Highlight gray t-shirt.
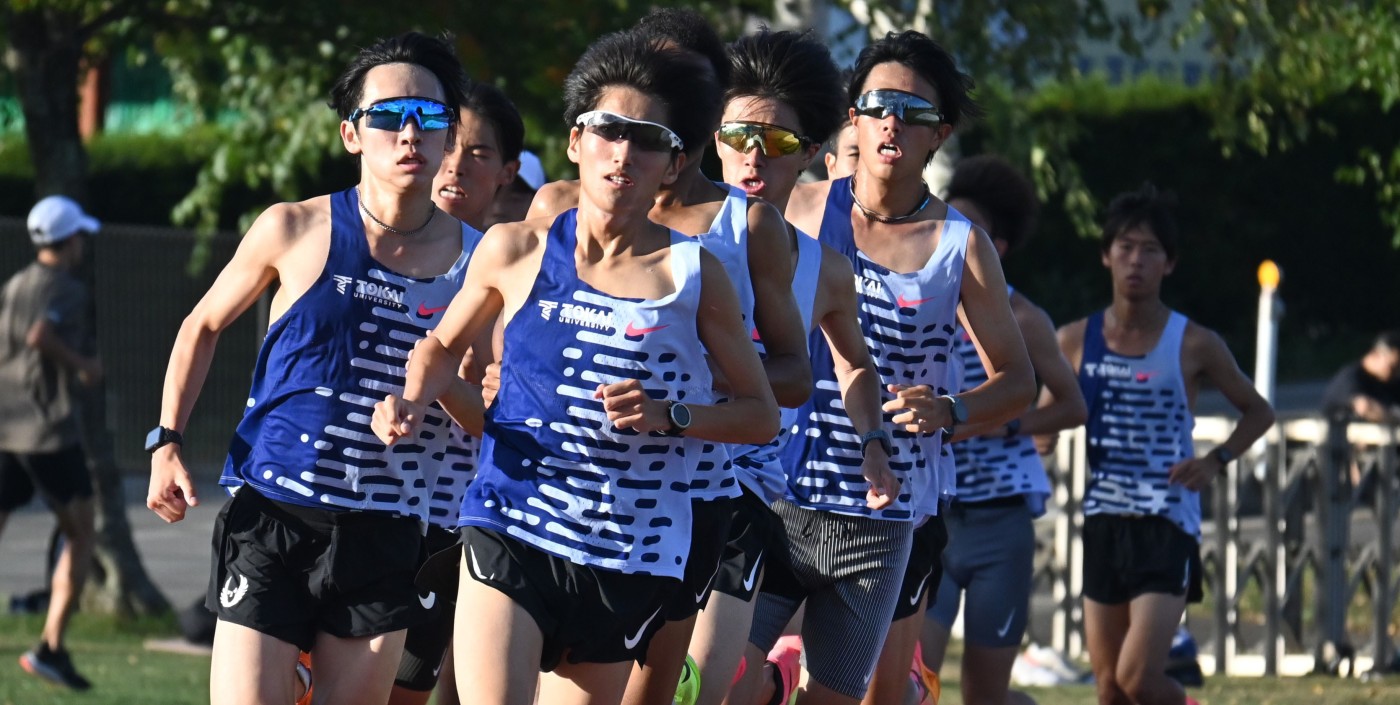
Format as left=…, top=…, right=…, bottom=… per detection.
left=0, top=261, right=89, bottom=453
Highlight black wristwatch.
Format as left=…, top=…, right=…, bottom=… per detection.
left=145, top=426, right=184, bottom=453
left=939, top=394, right=968, bottom=434
left=663, top=401, right=692, bottom=436
left=1210, top=446, right=1234, bottom=470
left=860, top=429, right=893, bottom=457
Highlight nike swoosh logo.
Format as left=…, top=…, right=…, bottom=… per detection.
left=996, top=609, right=1016, bottom=638
left=896, top=294, right=935, bottom=308
left=417, top=302, right=449, bottom=316
left=623, top=605, right=664, bottom=651
left=468, top=545, right=494, bottom=581
left=625, top=321, right=669, bottom=337
left=909, top=570, right=932, bottom=606
left=742, top=551, right=764, bottom=592
left=418, top=591, right=436, bottom=610
left=750, top=327, right=761, bottom=342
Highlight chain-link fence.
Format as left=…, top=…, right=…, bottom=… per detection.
left=0, top=218, right=261, bottom=477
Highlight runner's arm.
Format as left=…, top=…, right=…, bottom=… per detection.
left=817, top=247, right=898, bottom=507
left=950, top=300, right=1086, bottom=441
left=950, top=227, right=1035, bottom=427
left=688, top=250, right=781, bottom=444
left=746, top=200, right=812, bottom=408
left=149, top=203, right=294, bottom=521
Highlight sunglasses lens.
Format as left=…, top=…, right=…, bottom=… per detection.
left=855, top=91, right=943, bottom=126
left=719, top=124, right=804, bottom=157
left=581, top=113, right=678, bottom=152
left=357, top=99, right=452, bottom=132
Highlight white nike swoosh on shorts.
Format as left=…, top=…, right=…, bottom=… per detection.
left=624, top=606, right=664, bottom=651
left=996, top=610, right=1016, bottom=638
left=909, top=571, right=932, bottom=606
left=742, top=551, right=764, bottom=592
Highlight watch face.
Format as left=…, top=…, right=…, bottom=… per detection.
left=145, top=427, right=163, bottom=451
left=671, top=402, right=693, bottom=429
left=949, top=396, right=969, bottom=424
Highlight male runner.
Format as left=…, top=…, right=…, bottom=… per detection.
left=388, top=78, right=527, bottom=705
left=739, top=31, right=1036, bottom=705
left=371, top=31, right=778, bottom=705
left=147, top=32, right=474, bottom=705
left=824, top=124, right=859, bottom=181
left=1048, top=183, right=1274, bottom=705
left=914, top=155, right=1088, bottom=705
left=530, top=12, right=814, bottom=705
left=694, top=27, right=896, bottom=705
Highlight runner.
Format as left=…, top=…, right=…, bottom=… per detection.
left=692, top=27, right=893, bottom=705
left=1049, top=183, right=1274, bottom=705
left=915, top=155, right=1089, bottom=705
left=146, top=32, right=473, bottom=705
left=370, top=31, right=779, bottom=705
left=530, top=12, right=813, bottom=705
left=388, top=78, right=527, bottom=705
left=824, top=124, right=859, bottom=180
left=738, top=31, right=1036, bottom=705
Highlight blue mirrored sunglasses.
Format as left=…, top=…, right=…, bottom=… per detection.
left=349, top=97, right=454, bottom=132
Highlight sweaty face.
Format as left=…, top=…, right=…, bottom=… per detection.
left=825, top=124, right=859, bottom=180
left=433, top=108, right=515, bottom=229
left=1102, top=226, right=1175, bottom=300
left=342, top=63, right=451, bottom=189
left=851, top=62, right=948, bottom=180
left=716, top=96, right=815, bottom=207
left=568, top=86, right=682, bottom=213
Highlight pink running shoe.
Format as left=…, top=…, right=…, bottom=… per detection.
left=910, top=641, right=940, bottom=705
left=766, top=635, right=803, bottom=705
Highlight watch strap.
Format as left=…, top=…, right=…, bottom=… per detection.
left=860, top=429, right=893, bottom=457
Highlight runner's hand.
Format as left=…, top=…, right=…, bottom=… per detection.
left=481, top=363, right=501, bottom=409
left=372, top=394, right=425, bottom=445
left=148, top=444, right=198, bottom=523
left=1167, top=455, right=1222, bottom=492
left=861, top=444, right=899, bottom=510
left=596, top=380, right=669, bottom=434
left=882, top=384, right=949, bottom=434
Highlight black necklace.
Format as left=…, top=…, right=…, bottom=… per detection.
left=849, top=177, right=930, bottom=224
left=357, top=187, right=437, bottom=236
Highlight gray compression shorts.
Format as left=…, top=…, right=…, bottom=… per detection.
left=748, top=499, right=913, bottom=699
left=927, top=497, right=1036, bottom=648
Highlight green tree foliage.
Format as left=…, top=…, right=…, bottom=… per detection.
left=0, top=0, right=761, bottom=265
left=837, top=0, right=1400, bottom=244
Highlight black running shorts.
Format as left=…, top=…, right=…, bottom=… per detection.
left=459, top=525, right=679, bottom=670
left=891, top=513, right=949, bottom=621
left=206, top=487, right=426, bottom=652
left=712, top=488, right=783, bottom=603
left=1082, top=514, right=1204, bottom=605
left=662, top=496, right=734, bottom=621
left=395, top=525, right=462, bottom=692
